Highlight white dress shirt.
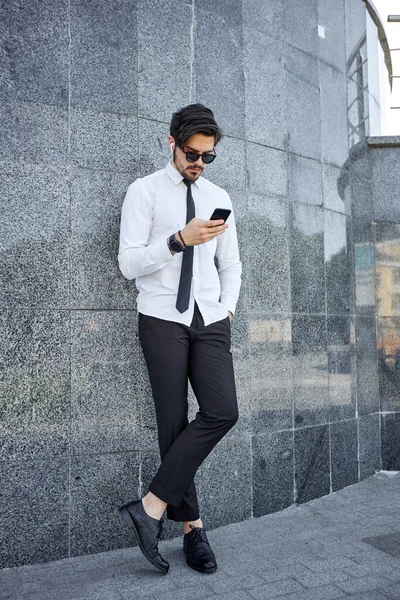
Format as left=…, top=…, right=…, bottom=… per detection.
left=118, top=161, right=242, bottom=326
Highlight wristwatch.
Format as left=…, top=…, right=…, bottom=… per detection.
left=168, top=233, right=185, bottom=253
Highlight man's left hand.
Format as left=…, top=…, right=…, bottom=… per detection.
left=228, top=311, right=233, bottom=322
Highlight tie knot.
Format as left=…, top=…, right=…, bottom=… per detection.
left=183, top=178, right=191, bottom=188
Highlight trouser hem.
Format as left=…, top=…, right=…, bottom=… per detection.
left=149, top=481, right=184, bottom=508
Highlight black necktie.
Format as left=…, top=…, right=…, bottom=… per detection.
left=176, top=179, right=195, bottom=313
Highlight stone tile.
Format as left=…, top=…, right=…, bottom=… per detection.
left=0, top=458, right=69, bottom=568
left=207, top=572, right=265, bottom=594
left=70, top=0, right=137, bottom=114
left=335, top=575, right=393, bottom=595
left=250, top=317, right=293, bottom=434
left=285, top=0, right=318, bottom=56
left=0, top=0, right=69, bottom=106
left=292, top=315, right=329, bottom=428
left=320, top=63, right=348, bottom=167
left=330, top=420, right=358, bottom=492
left=0, top=162, right=69, bottom=308
left=203, top=136, right=246, bottom=191
left=70, top=169, right=137, bottom=309
left=243, top=0, right=284, bottom=39
left=197, top=434, right=252, bottom=529
left=381, top=413, right=400, bottom=471
left=293, top=568, right=351, bottom=587
left=359, top=414, right=381, bottom=480
left=244, top=27, right=286, bottom=149
left=325, top=211, right=351, bottom=315
left=138, top=119, right=171, bottom=178
left=0, top=309, right=70, bottom=461
left=290, top=203, right=325, bottom=313
left=248, top=194, right=291, bottom=315
left=137, top=0, right=192, bottom=121
left=284, top=583, right=348, bottom=599
left=323, top=164, right=349, bottom=215
left=247, top=577, right=305, bottom=599
left=195, top=8, right=245, bottom=138
left=327, top=316, right=356, bottom=423
left=345, top=0, right=367, bottom=61
left=318, top=0, right=346, bottom=72
left=70, top=311, right=140, bottom=454
left=152, top=584, right=215, bottom=600
left=289, top=155, right=322, bottom=207
left=70, top=452, right=140, bottom=556
left=355, top=316, right=379, bottom=416
left=196, top=0, right=243, bottom=28
left=372, top=148, right=400, bottom=221
left=286, top=46, right=320, bottom=160
left=350, top=174, right=373, bottom=245
left=294, top=425, right=330, bottom=504
left=252, top=430, right=294, bottom=517
left=377, top=318, right=400, bottom=412
left=247, top=143, right=287, bottom=198
left=70, top=108, right=138, bottom=173
left=0, top=102, right=68, bottom=165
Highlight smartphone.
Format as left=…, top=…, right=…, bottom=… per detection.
left=210, top=208, right=231, bottom=222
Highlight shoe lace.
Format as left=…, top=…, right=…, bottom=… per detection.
left=189, top=525, right=209, bottom=545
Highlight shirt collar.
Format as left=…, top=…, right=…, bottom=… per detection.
left=165, top=161, right=203, bottom=189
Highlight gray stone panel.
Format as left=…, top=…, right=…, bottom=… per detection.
left=292, top=315, right=329, bottom=428
left=246, top=143, right=287, bottom=198
left=359, top=413, right=381, bottom=480
left=318, top=0, right=346, bottom=72
left=320, top=63, right=348, bottom=167
left=345, top=0, right=366, bottom=61
left=0, top=310, right=70, bottom=461
left=350, top=175, right=374, bottom=244
left=248, top=193, right=291, bottom=315
left=195, top=0, right=243, bottom=28
left=243, top=0, right=284, bottom=38
left=195, top=8, right=245, bottom=138
left=286, top=46, right=321, bottom=160
left=70, top=0, right=138, bottom=114
left=0, top=0, right=69, bottom=106
left=0, top=163, right=69, bottom=308
left=70, top=108, right=138, bottom=173
left=70, top=168, right=136, bottom=309
left=355, top=316, right=379, bottom=416
left=285, top=0, right=318, bottom=56
left=325, top=210, right=351, bottom=315
left=289, top=154, right=322, bottom=206
left=294, top=424, right=330, bottom=504
left=323, top=164, right=349, bottom=214
left=70, top=452, right=140, bottom=556
left=252, top=429, right=294, bottom=517
left=330, top=419, right=358, bottom=492
left=71, top=311, right=140, bottom=455
left=137, top=0, right=192, bottom=121
left=244, top=27, right=286, bottom=149
left=0, top=102, right=68, bottom=166
left=377, top=318, right=400, bottom=413
left=138, top=118, right=171, bottom=178
left=203, top=136, right=246, bottom=191
left=290, top=203, right=325, bottom=313
left=197, top=434, right=252, bottom=529
left=250, top=317, right=293, bottom=434
left=381, top=413, right=400, bottom=471
left=0, top=458, right=69, bottom=568
left=327, top=315, right=356, bottom=423
left=371, top=148, right=400, bottom=221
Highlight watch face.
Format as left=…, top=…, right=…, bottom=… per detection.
left=170, top=237, right=183, bottom=252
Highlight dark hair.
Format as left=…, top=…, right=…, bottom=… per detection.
left=170, top=103, right=223, bottom=148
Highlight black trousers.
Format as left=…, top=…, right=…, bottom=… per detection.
left=138, top=302, right=238, bottom=522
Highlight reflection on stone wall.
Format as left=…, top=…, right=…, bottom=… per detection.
left=1, top=0, right=398, bottom=569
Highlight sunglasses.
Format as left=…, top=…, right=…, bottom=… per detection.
left=181, top=146, right=217, bottom=164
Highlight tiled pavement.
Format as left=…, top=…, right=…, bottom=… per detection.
left=2, top=471, right=400, bottom=600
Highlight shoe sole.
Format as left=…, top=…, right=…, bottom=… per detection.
left=119, top=505, right=168, bottom=574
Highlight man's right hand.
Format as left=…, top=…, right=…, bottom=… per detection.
left=180, top=218, right=228, bottom=247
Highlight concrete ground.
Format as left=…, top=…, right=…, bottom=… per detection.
left=2, top=471, right=400, bottom=600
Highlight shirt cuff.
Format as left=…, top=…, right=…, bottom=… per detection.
left=148, top=237, right=175, bottom=264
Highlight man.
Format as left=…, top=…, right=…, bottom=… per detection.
left=117, top=103, right=242, bottom=574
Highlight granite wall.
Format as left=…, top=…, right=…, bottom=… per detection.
left=1, top=0, right=396, bottom=568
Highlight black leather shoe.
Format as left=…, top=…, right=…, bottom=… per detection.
left=183, top=525, right=217, bottom=573
left=119, top=499, right=169, bottom=574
